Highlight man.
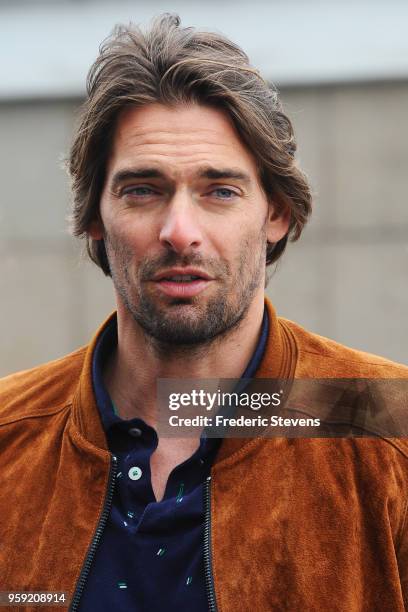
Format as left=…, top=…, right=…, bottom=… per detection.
left=1, top=13, right=407, bottom=612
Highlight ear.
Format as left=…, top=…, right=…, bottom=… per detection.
left=266, top=200, right=291, bottom=243
left=88, top=218, right=104, bottom=241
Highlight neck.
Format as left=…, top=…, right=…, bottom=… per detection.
left=104, top=291, right=265, bottom=425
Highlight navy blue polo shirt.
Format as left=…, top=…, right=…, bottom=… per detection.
left=78, top=308, right=269, bottom=611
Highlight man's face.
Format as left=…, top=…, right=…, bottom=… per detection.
left=91, top=103, right=289, bottom=346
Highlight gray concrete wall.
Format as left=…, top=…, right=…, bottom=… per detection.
left=270, top=82, right=408, bottom=365
left=0, top=82, right=407, bottom=376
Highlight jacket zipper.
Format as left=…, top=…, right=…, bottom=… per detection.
left=204, top=475, right=218, bottom=612
left=70, top=454, right=118, bottom=612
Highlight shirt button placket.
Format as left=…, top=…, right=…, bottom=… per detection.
left=128, top=427, right=142, bottom=438
left=128, top=466, right=143, bottom=481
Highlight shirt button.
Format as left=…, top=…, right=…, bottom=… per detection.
left=128, top=466, right=142, bottom=481
left=128, top=427, right=142, bottom=438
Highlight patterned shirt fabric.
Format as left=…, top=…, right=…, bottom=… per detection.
left=78, top=308, right=269, bottom=612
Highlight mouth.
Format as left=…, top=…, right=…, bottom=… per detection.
left=151, top=268, right=214, bottom=298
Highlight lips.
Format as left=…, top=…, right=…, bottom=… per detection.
left=151, top=268, right=213, bottom=298
left=153, top=268, right=212, bottom=282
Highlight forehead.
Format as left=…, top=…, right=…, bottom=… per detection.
left=107, top=102, right=259, bottom=177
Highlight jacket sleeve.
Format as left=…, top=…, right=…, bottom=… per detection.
left=397, top=499, right=408, bottom=610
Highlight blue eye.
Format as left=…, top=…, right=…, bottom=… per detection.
left=123, top=186, right=155, bottom=197
left=212, top=188, right=236, bottom=199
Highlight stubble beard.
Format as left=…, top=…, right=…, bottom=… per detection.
left=104, top=229, right=267, bottom=351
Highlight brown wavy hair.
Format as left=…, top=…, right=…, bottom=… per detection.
left=68, top=13, right=312, bottom=275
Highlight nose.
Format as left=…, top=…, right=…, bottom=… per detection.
left=159, top=191, right=203, bottom=253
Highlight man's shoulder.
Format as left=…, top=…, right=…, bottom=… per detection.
left=280, top=317, right=408, bottom=378
left=0, top=346, right=87, bottom=425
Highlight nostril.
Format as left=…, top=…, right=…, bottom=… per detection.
left=159, top=227, right=202, bottom=253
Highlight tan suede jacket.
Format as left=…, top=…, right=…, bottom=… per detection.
left=1, top=299, right=408, bottom=612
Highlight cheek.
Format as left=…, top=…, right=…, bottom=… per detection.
left=238, top=225, right=268, bottom=267
left=103, top=226, right=135, bottom=269
left=105, top=218, right=151, bottom=255
left=205, top=216, right=266, bottom=264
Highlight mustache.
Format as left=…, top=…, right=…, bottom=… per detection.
left=138, top=251, right=230, bottom=280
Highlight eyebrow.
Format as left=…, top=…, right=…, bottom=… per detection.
left=109, top=165, right=252, bottom=191
left=110, top=168, right=164, bottom=192
left=197, top=166, right=251, bottom=185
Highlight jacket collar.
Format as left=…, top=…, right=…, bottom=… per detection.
left=71, top=297, right=297, bottom=458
